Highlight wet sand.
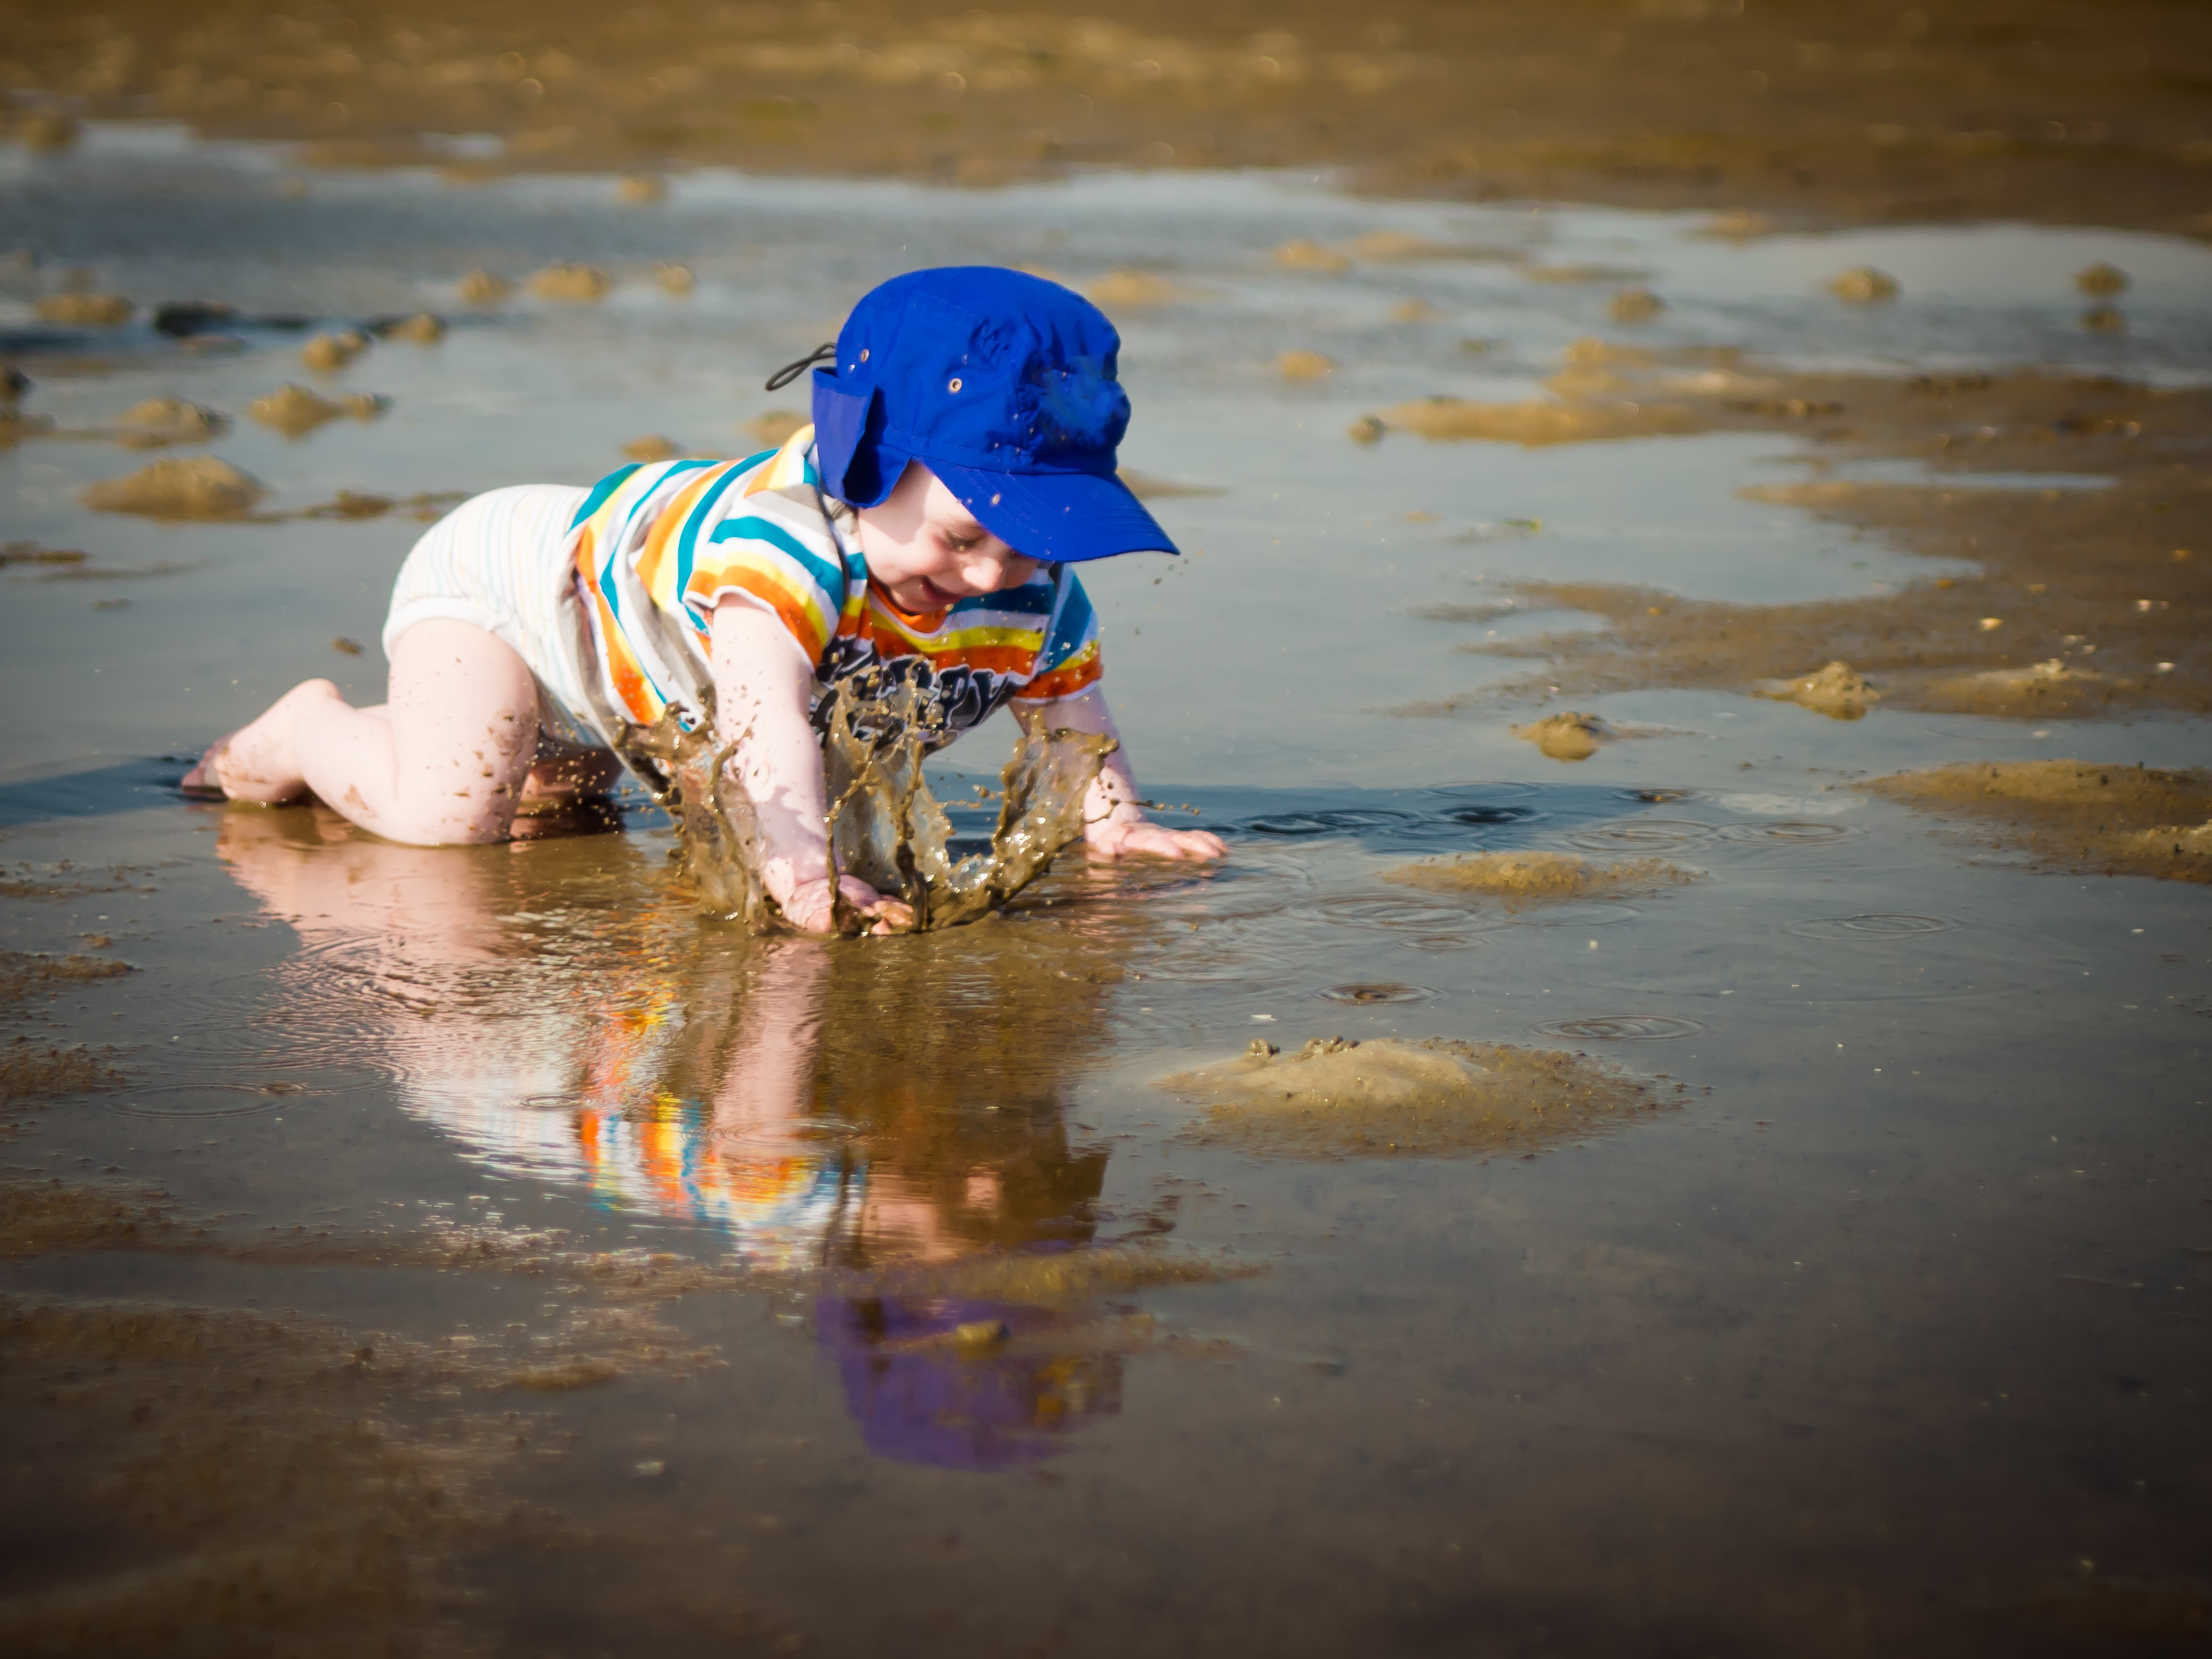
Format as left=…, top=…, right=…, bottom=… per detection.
left=3, top=120, right=2211, bottom=1659
left=5, top=1, right=2212, bottom=235
left=1390, top=360, right=2211, bottom=723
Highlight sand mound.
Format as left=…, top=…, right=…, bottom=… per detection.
left=113, top=397, right=228, bottom=449
left=1367, top=396, right=1699, bottom=445
left=381, top=312, right=446, bottom=345
left=1512, top=711, right=1614, bottom=760
left=1754, top=659, right=1880, bottom=718
left=457, top=270, right=511, bottom=304
left=655, top=262, right=696, bottom=295
left=619, top=173, right=666, bottom=203
left=1383, top=850, right=1703, bottom=900
left=2076, top=262, right=2129, bottom=296
left=1608, top=288, right=1665, bottom=323
left=81, top=456, right=265, bottom=520
left=1276, top=348, right=1333, bottom=380
left=1159, top=1036, right=1659, bottom=1157
left=249, top=384, right=387, bottom=437
left=1865, top=761, right=2212, bottom=884
left=299, top=329, right=368, bottom=371
left=1388, top=297, right=1440, bottom=323
left=1828, top=266, right=1899, bottom=303
left=34, top=293, right=132, bottom=326
left=527, top=262, right=611, bottom=301
left=621, top=434, right=682, bottom=461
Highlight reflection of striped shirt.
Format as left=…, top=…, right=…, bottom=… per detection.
left=568, top=426, right=1102, bottom=741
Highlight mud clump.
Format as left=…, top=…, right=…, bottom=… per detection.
left=1754, top=660, right=1880, bottom=719
left=380, top=311, right=447, bottom=345
left=1828, top=266, right=1900, bottom=303
left=1608, top=288, right=1665, bottom=323
left=1159, top=1036, right=1659, bottom=1158
left=81, top=456, right=266, bottom=520
left=34, top=293, right=132, bottom=326
left=1, top=949, right=133, bottom=1009
left=1512, top=711, right=1615, bottom=761
left=299, top=328, right=369, bottom=371
left=528, top=262, right=612, bottom=301
left=1, top=1042, right=127, bottom=1104
left=1865, top=761, right=2212, bottom=884
left=1364, top=396, right=1699, bottom=446
left=1276, top=348, right=1334, bottom=381
left=457, top=269, right=511, bottom=304
left=1383, top=851, right=1703, bottom=902
left=249, top=384, right=388, bottom=437
left=0, top=1178, right=170, bottom=1253
left=2076, top=263, right=2129, bottom=296
left=621, top=434, right=683, bottom=462
left=113, top=396, right=228, bottom=449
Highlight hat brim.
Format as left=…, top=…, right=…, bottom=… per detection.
left=927, top=461, right=1180, bottom=564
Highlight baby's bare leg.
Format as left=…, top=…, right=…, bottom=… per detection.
left=211, top=619, right=541, bottom=845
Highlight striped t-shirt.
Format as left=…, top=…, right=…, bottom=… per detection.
left=567, top=426, right=1103, bottom=744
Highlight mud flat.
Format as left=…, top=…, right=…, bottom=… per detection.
left=7, top=1, right=2212, bottom=237
left=1865, top=761, right=2212, bottom=883
left=1383, top=850, right=1703, bottom=902
left=1159, top=1035, right=1661, bottom=1158
left=1412, top=357, right=2210, bottom=725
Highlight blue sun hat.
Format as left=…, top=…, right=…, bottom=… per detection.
left=806, top=266, right=1179, bottom=563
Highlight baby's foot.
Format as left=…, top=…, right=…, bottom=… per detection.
left=179, top=735, right=234, bottom=800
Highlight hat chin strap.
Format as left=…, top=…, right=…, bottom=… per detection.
left=764, top=342, right=835, bottom=392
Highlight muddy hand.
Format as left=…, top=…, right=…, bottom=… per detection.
left=781, top=874, right=914, bottom=934
left=1086, top=818, right=1228, bottom=861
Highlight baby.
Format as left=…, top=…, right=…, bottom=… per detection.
left=184, top=266, right=1225, bottom=930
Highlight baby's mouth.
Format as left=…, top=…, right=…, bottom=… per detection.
left=906, top=575, right=961, bottom=610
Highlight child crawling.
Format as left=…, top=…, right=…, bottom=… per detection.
left=184, top=266, right=1224, bottom=931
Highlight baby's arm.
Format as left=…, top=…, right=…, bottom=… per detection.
left=709, top=600, right=912, bottom=932
left=1014, top=686, right=1226, bottom=861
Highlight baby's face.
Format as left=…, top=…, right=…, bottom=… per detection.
left=854, top=462, right=1040, bottom=613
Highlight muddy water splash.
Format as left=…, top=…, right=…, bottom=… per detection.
left=621, top=670, right=1116, bottom=932
left=820, top=670, right=1117, bottom=931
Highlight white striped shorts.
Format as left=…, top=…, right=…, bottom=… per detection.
left=383, top=484, right=612, bottom=751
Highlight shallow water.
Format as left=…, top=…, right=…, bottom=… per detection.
left=5, top=133, right=2211, bottom=1655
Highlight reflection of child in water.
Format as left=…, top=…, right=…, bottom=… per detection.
left=215, top=807, right=1128, bottom=1466
left=185, top=268, right=1223, bottom=930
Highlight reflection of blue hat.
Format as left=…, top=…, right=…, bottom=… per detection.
left=811, top=266, right=1179, bottom=564
left=817, top=1295, right=1121, bottom=1472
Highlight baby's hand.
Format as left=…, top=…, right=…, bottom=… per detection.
left=780, top=874, right=914, bottom=935
left=1086, top=816, right=1227, bottom=862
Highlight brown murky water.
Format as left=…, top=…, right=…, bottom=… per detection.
left=4, top=131, right=2212, bottom=1655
